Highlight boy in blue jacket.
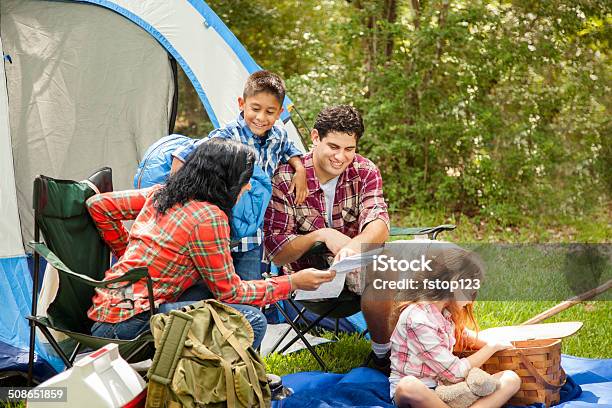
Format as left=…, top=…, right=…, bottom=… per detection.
left=133, top=135, right=272, bottom=247
left=170, top=70, right=307, bottom=280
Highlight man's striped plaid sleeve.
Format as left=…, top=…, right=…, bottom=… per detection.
left=357, top=159, right=390, bottom=232
left=263, top=165, right=298, bottom=260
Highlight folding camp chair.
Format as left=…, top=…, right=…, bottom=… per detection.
left=269, top=224, right=456, bottom=371
left=27, top=167, right=155, bottom=384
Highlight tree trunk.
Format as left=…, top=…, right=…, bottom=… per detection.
left=384, top=0, right=398, bottom=58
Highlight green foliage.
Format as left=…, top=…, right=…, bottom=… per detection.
left=175, top=0, right=610, bottom=223
left=174, top=69, right=213, bottom=137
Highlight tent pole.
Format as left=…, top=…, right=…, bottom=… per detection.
left=27, top=206, right=41, bottom=385
left=168, top=57, right=179, bottom=134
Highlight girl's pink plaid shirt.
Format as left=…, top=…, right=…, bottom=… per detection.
left=389, top=303, right=471, bottom=397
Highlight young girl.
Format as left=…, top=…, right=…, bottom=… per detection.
left=389, top=244, right=521, bottom=408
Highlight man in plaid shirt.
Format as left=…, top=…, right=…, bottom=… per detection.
left=263, top=105, right=394, bottom=373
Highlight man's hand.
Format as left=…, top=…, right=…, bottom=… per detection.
left=317, top=228, right=352, bottom=255
left=333, top=246, right=358, bottom=264
left=290, top=268, right=337, bottom=291
left=288, top=168, right=308, bottom=205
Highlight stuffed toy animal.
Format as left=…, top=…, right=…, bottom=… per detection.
left=435, top=368, right=500, bottom=408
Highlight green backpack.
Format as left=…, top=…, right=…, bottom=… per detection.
left=145, top=300, right=271, bottom=408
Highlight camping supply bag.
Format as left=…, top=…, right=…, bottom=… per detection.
left=146, top=300, right=270, bottom=408
left=460, top=339, right=565, bottom=407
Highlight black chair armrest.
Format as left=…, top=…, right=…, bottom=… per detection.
left=87, top=167, right=113, bottom=194
left=390, top=224, right=456, bottom=240
left=305, top=224, right=456, bottom=255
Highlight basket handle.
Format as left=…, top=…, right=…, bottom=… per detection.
left=517, top=352, right=565, bottom=390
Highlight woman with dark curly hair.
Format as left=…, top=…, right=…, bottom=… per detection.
left=86, top=138, right=334, bottom=348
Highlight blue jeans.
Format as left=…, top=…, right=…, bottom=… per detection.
left=232, top=245, right=264, bottom=281
left=91, top=284, right=267, bottom=349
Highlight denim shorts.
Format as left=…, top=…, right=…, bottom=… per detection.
left=91, top=312, right=150, bottom=340
left=231, top=244, right=265, bottom=281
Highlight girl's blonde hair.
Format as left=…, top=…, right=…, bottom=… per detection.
left=389, top=244, right=484, bottom=351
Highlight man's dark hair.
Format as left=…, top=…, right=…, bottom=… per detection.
left=313, top=105, right=364, bottom=140
left=243, top=70, right=286, bottom=105
left=153, top=139, right=254, bottom=234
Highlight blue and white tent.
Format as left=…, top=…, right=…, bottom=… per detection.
left=0, top=0, right=305, bottom=381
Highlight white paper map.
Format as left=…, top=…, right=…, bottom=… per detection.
left=294, top=273, right=347, bottom=300
left=294, top=247, right=383, bottom=300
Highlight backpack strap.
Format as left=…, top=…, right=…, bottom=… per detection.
left=208, top=305, right=266, bottom=408
left=146, top=310, right=193, bottom=408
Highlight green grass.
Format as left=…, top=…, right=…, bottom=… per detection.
left=477, top=300, right=611, bottom=358
left=265, top=332, right=372, bottom=375
left=390, top=205, right=612, bottom=243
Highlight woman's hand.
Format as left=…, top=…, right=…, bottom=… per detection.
left=290, top=268, right=337, bottom=291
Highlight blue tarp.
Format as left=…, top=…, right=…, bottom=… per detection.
left=0, top=256, right=63, bottom=380
left=274, top=355, right=611, bottom=408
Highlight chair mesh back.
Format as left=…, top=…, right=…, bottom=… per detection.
left=33, top=169, right=112, bottom=333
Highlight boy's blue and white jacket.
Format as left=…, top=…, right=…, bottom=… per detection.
left=134, top=134, right=272, bottom=242
left=173, top=113, right=302, bottom=252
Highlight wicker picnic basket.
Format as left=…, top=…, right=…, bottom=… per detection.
left=460, top=338, right=565, bottom=407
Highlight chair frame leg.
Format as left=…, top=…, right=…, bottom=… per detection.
left=32, top=321, right=72, bottom=369
left=274, top=304, right=327, bottom=372
left=27, top=319, right=37, bottom=385
left=269, top=300, right=316, bottom=354
left=69, top=343, right=83, bottom=365
left=124, top=340, right=154, bottom=363
left=284, top=300, right=313, bottom=326
left=278, top=302, right=337, bottom=355
left=269, top=304, right=303, bottom=354
left=28, top=222, right=42, bottom=386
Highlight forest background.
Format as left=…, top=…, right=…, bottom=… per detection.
left=174, top=0, right=610, bottom=241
